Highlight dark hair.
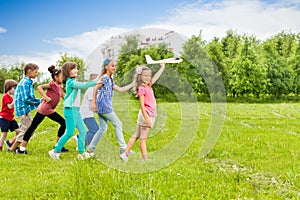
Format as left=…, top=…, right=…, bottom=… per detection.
left=48, top=65, right=62, bottom=80
left=62, top=62, right=77, bottom=84
left=4, top=79, right=18, bottom=93
left=24, top=63, right=39, bottom=75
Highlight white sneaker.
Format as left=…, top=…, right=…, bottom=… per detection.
left=87, top=151, right=95, bottom=157
left=48, top=149, right=60, bottom=160
left=120, top=152, right=128, bottom=162
left=78, top=152, right=91, bottom=160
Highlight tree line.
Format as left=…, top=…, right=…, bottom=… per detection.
left=1, top=30, right=299, bottom=102
left=115, top=30, right=300, bottom=101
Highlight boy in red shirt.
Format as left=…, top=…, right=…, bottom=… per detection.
left=0, top=80, right=20, bottom=151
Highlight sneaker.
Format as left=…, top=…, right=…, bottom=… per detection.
left=5, top=140, right=12, bottom=148
left=61, top=147, right=69, bottom=153
left=48, top=149, right=59, bottom=160
left=86, top=150, right=95, bottom=157
left=120, top=152, right=128, bottom=162
left=120, top=149, right=135, bottom=155
left=7, top=147, right=18, bottom=153
left=78, top=152, right=91, bottom=160
left=15, top=148, right=27, bottom=154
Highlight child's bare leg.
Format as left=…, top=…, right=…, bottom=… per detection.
left=8, top=129, right=19, bottom=145
left=125, top=126, right=140, bottom=155
left=9, top=141, right=20, bottom=151
left=139, top=126, right=150, bottom=160
left=0, top=132, right=8, bottom=151
left=0, top=132, right=8, bottom=149
left=21, top=141, right=28, bottom=148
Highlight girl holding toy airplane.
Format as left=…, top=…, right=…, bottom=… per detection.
left=120, top=62, right=165, bottom=161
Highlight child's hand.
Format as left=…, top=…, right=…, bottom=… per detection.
left=145, top=118, right=151, bottom=127
left=96, top=78, right=104, bottom=85
left=45, top=96, right=51, bottom=103
left=160, top=62, right=165, bottom=67
left=92, top=104, right=98, bottom=112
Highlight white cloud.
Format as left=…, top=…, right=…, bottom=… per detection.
left=0, top=27, right=7, bottom=33
left=148, top=0, right=300, bottom=41
left=45, top=27, right=129, bottom=58
left=44, top=0, right=300, bottom=58
left=0, top=52, right=61, bottom=78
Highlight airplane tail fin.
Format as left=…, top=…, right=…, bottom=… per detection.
left=145, top=55, right=154, bottom=64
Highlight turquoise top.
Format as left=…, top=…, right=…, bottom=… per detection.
left=64, top=78, right=96, bottom=108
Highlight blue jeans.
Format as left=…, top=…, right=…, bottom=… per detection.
left=83, top=117, right=99, bottom=146
left=54, top=107, right=86, bottom=154
left=89, top=112, right=127, bottom=152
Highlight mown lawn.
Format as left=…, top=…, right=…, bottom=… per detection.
left=0, top=92, right=299, bottom=199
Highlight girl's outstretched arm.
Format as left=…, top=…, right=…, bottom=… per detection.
left=152, top=62, right=165, bottom=84
left=113, top=81, right=136, bottom=93
left=37, top=83, right=51, bottom=102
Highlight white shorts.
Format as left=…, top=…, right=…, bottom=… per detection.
left=137, top=110, right=156, bottom=128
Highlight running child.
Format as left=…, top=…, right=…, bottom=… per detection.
left=88, top=58, right=135, bottom=159
left=8, top=63, right=42, bottom=152
left=79, top=73, right=99, bottom=146
left=0, top=80, right=19, bottom=151
left=48, top=62, right=101, bottom=160
left=120, top=63, right=165, bottom=161
left=16, top=65, right=68, bottom=154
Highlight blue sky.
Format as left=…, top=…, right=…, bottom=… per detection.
left=0, top=0, right=194, bottom=54
left=0, top=0, right=300, bottom=72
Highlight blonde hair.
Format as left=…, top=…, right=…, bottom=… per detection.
left=132, top=65, right=151, bottom=95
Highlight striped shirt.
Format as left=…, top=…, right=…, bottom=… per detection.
left=96, top=75, right=114, bottom=114
left=14, top=76, right=41, bottom=116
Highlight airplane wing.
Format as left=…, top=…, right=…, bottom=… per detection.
left=145, top=54, right=183, bottom=64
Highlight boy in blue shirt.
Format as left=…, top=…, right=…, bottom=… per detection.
left=8, top=63, right=42, bottom=152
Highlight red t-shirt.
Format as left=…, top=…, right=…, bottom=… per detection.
left=138, top=84, right=157, bottom=117
left=37, top=81, right=62, bottom=115
left=0, top=93, right=14, bottom=121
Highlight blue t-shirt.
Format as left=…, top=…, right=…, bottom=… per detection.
left=96, top=75, right=114, bottom=114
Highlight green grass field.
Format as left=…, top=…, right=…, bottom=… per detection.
left=0, top=92, right=299, bottom=199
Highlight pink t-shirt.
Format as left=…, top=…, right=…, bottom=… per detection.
left=37, top=81, right=62, bottom=115
left=0, top=93, right=14, bottom=121
left=138, top=84, right=156, bottom=117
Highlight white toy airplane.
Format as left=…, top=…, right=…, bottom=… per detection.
left=145, top=54, right=183, bottom=64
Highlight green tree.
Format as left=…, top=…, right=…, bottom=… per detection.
left=221, top=30, right=242, bottom=97
left=56, top=53, right=86, bottom=81
left=181, top=31, right=226, bottom=101
left=230, top=35, right=267, bottom=98
left=205, top=37, right=229, bottom=95
left=262, top=37, right=292, bottom=97
left=288, top=34, right=300, bottom=94
left=116, top=35, right=189, bottom=101
left=0, top=62, right=25, bottom=93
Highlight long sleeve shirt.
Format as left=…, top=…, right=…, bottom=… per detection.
left=14, top=76, right=41, bottom=116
